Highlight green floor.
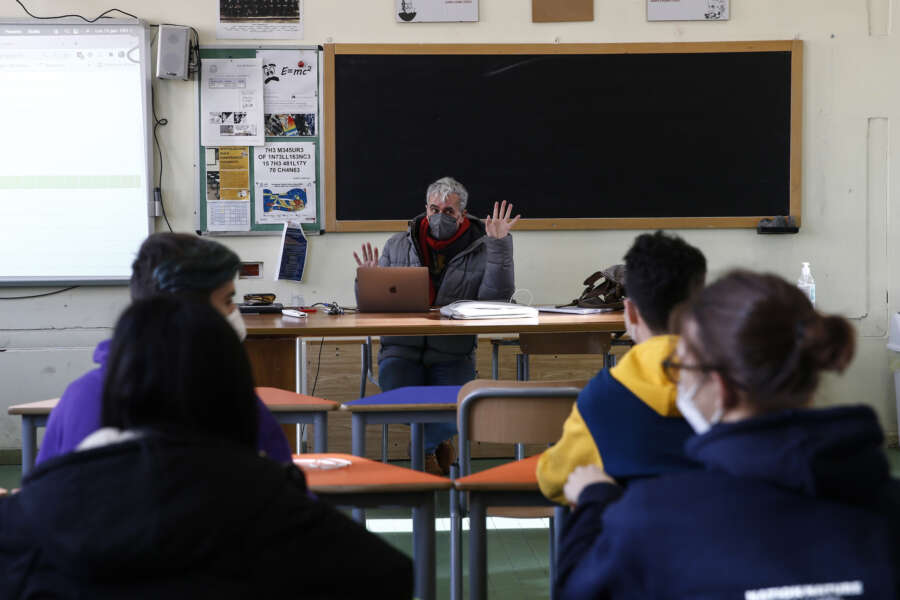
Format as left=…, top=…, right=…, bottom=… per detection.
left=3, top=450, right=900, bottom=600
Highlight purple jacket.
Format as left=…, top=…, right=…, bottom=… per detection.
left=36, top=340, right=293, bottom=465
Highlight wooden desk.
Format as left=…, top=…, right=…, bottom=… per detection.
left=8, top=399, right=58, bottom=476
left=244, top=311, right=626, bottom=400
left=454, top=453, right=565, bottom=600
left=244, top=310, right=625, bottom=338
left=297, top=453, right=452, bottom=600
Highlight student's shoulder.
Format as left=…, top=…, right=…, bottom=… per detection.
left=576, top=368, right=625, bottom=408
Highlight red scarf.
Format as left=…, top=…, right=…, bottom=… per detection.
left=418, top=216, right=472, bottom=303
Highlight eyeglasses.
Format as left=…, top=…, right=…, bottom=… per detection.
left=661, top=352, right=725, bottom=384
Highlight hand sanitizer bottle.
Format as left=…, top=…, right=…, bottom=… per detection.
left=798, top=262, right=816, bottom=306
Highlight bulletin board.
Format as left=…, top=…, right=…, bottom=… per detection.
left=196, top=46, right=323, bottom=234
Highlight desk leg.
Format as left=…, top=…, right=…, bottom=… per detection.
left=313, top=412, right=327, bottom=453
left=351, top=413, right=366, bottom=523
left=410, top=423, right=424, bottom=471
left=450, top=467, right=463, bottom=600
left=413, top=494, right=436, bottom=600
left=469, top=493, right=488, bottom=600
left=491, top=342, right=499, bottom=379
left=21, top=416, right=36, bottom=477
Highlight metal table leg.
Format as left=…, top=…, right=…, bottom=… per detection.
left=312, top=412, right=328, bottom=453
left=350, top=413, right=367, bottom=523
left=413, top=493, right=437, bottom=600
left=469, top=493, right=488, bottom=600
left=21, top=416, right=37, bottom=477
left=410, top=423, right=425, bottom=471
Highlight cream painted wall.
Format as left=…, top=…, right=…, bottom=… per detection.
left=1, top=0, right=898, bottom=451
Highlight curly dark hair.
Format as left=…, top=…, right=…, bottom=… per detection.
left=623, top=231, right=707, bottom=333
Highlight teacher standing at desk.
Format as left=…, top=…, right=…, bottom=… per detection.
left=354, top=176, right=521, bottom=475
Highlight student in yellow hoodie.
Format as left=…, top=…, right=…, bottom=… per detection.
left=538, top=231, right=707, bottom=504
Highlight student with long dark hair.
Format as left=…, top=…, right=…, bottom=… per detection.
left=37, top=233, right=292, bottom=464
left=557, top=271, right=900, bottom=599
left=0, top=297, right=413, bottom=597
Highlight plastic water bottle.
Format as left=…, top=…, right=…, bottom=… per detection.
left=798, top=262, right=816, bottom=306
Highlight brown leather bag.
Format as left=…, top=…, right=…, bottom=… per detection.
left=559, top=265, right=626, bottom=310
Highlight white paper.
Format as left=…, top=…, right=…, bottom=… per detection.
left=201, top=58, right=265, bottom=147
left=254, top=142, right=317, bottom=224
left=208, top=200, right=251, bottom=231
left=647, top=0, right=729, bottom=21
left=259, top=49, right=318, bottom=136
left=218, top=0, right=304, bottom=39
left=396, top=0, right=478, bottom=22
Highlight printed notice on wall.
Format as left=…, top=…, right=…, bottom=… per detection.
left=217, top=0, right=304, bottom=40
left=396, top=0, right=478, bottom=22
left=206, top=146, right=251, bottom=231
left=259, top=49, right=317, bottom=137
left=254, top=142, right=317, bottom=224
left=275, top=220, right=308, bottom=281
left=200, top=58, right=265, bottom=147
left=647, top=0, right=728, bottom=21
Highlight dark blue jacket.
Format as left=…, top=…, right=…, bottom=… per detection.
left=557, top=405, right=900, bottom=599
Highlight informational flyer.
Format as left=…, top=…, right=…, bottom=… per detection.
left=259, top=49, right=318, bottom=136
left=647, top=0, right=729, bottom=21
left=254, top=142, right=317, bottom=224
left=217, top=0, right=304, bottom=40
left=395, top=0, right=478, bottom=22
left=275, top=220, right=308, bottom=281
left=200, top=58, right=265, bottom=147
left=206, top=147, right=251, bottom=231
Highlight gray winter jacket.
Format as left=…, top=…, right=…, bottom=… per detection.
left=378, top=215, right=515, bottom=365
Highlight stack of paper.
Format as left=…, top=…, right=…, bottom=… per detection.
left=439, top=301, right=539, bottom=320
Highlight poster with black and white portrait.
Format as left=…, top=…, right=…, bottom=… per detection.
left=396, top=0, right=478, bottom=23
left=218, top=0, right=304, bottom=39
left=647, top=0, right=729, bottom=21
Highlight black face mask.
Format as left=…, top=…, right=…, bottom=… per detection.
left=428, top=213, right=459, bottom=240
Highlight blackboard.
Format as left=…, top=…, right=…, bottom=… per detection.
left=324, top=42, right=802, bottom=232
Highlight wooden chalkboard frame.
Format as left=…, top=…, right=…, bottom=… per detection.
left=324, top=41, right=803, bottom=232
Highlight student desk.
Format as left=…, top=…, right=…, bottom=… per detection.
left=297, top=453, right=452, bottom=600
left=453, top=453, right=561, bottom=600
left=9, top=391, right=337, bottom=476
left=243, top=310, right=626, bottom=395
left=8, top=398, right=57, bottom=477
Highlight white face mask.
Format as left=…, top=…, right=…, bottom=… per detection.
left=225, top=308, right=247, bottom=342
left=676, top=380, right=722, bottom=434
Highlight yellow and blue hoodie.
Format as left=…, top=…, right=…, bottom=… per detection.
left=537, top=335, right=698, bottom=504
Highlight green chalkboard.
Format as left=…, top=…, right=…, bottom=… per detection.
left=197, top=46, right=322, bottom=234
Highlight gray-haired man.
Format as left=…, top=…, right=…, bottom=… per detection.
left=354, top=176, right=521, bottom=474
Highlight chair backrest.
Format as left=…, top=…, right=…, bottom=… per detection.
left=456, top=379, right=584, bottom=476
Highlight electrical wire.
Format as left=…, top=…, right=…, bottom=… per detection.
left=15, top=1, right=139, bottom=22
left=0, top=286, right=78, bottom=300
left=310, top=336, right=325, bottom=396
left=150, top=86, right=173, bottom=232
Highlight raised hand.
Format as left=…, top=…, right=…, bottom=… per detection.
left=353, top=242, right=380, bottom=268
left=484, top=200, right=521, bottom=239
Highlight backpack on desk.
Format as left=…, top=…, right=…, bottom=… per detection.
left=559, top=265, right=626, bottom=311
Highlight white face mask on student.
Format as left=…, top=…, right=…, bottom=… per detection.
left=676, top=380, right=722, bottom=435
left=225, top=307, right=247, bottom=342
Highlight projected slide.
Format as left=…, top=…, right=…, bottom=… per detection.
left=0, top=23, right=150, bottom=283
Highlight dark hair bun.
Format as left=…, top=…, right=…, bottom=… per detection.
left=804, top=314, right=855, bottom=373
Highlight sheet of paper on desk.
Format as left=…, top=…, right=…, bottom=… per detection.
left=536, top=305, right=616, bottom=315
left=200, top=58, right=265, bottom=147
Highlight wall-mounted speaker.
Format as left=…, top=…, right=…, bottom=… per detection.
left=156, top=24, right=190, bottom=80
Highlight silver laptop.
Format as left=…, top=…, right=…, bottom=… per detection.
left=357, top=267, right=430, bottom=313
